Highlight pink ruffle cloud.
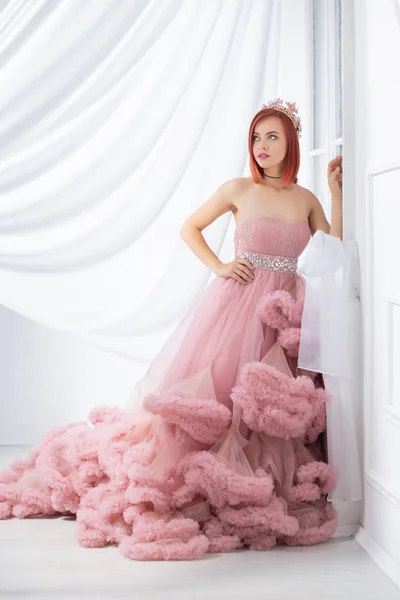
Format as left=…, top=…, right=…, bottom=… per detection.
left=143, top=393, right=231, bottom=445
left=0, top=281, right=339, bottom=560
left=278, top=327, right=301, bottom=357
left=230, top=361, right=329, bottom=440
left=256, top=283, right=305, bottom=330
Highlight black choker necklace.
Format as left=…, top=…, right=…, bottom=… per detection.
left=264, top=174, right=282, bottom=179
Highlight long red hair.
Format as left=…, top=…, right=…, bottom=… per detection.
left=248, top=107, right=300, bottom=185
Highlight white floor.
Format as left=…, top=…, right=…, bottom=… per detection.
left=1, top=447, right=400, bottom=600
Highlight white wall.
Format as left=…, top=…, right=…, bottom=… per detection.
left=353, top=0, right=400, bottom=588
left=0, top=304, right=147, bottom=444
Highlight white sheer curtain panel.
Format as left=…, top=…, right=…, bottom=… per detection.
left=298, top=231, right=363, bottom=502
left=0, top=0, right=280, bottom=362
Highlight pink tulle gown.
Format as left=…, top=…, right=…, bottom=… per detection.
left=0, top=216, right=338, bottom=561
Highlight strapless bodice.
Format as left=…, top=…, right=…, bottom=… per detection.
left=234, top=216, right=311, bottom=258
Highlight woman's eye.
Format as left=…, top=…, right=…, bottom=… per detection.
left=252, top=135, right=277, bottom=141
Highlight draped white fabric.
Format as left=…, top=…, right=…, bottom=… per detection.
left=0, top=0, right=279, bottom=362
left=0, top=0, right=363, bottom=504
left=298, top=231, right=363, bottom=502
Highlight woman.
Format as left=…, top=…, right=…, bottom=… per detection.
left=0, top=99, right=344, bottom=561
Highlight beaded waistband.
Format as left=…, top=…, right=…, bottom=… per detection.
left=235, top=249, right=298, bottom=273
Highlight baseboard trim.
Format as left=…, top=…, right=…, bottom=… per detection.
left=356, top=526, right=400, bottom=590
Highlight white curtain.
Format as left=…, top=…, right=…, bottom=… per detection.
left=0, top=0, right=365, bottom=507
left=0, top=0, right=280, bottom=363
left=298, top=231, right=363, bottom=502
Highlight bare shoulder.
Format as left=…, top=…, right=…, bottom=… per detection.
left=220, top=176, right=250, bottom=195
left=297, top=185, right=322, bottom=213
left=229, top=176, right=253, bottom=205
left=241, top=176, right=255, bottom=188
left=180, top=177, right=247, bottom=232
left=219, top=176, right=251, bottom=212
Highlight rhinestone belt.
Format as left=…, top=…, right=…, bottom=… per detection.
left=235, top=249, right=298, bottom=273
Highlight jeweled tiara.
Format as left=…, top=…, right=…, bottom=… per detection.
left=261, top=98, right=302, bottom=138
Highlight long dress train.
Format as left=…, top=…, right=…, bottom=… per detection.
left=0, top=216, right=338, bottom=561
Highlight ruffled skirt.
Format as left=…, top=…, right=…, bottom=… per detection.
left=0, top=270, right=338, bottom=560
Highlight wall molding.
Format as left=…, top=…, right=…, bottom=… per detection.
left=386, top=406, right=400, bottom=428
left=364, top=163, right=400, bottom=474
left=356, top=526, right=400, bottom=591
left=366, top=468, right=400, bottom=510
left=387, top=294, right=400, bottom=425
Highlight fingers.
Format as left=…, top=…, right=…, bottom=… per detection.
left=329, top=165, right=342, bottom=179
left=238, top=259, right=254, bottom=269
left=328, top=156, right=342, bottom=171
left=232, top=268, right=249, bottom=284
left=233, top=273, right=247, bottom=284
left=233, top=259, right=255, bottom=284
left=237, top=259, right=255, bottom=274
left=236, top=260, right=255, bottom=282
left=237, top=261, right=254, bottom=279
left=235, top=266, right=254, bottom=283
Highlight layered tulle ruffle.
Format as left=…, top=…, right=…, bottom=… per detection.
left=0, top=279, right=338, bottom=560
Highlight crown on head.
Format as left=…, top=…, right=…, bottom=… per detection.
left=261, top=98, right=302, bottom=138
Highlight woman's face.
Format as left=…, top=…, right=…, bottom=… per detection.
left=252, top=115, right=287, bottom=172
